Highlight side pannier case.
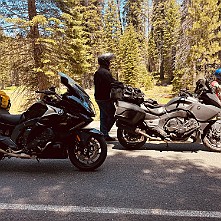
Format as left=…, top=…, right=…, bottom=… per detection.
left=115, top=101, right=145, bottom=125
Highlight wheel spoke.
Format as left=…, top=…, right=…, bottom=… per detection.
left=117, top=128, right=147, bottom=149
left=204, top=124, right=221, bottom=152
left=74, top=138, right=101, bottom=165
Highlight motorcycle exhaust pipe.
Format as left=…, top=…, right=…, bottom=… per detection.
left=135, top=128, right=162, bottom=141
left=0, top=148, right=32, bottom=159
left=118, top=123, right=161, bottom=141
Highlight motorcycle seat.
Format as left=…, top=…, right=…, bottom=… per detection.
left=144, top=103, right=163, bottom=109
left=145, top=106, right=166, bottom=115
left=0, top=114, right=23, bottom=125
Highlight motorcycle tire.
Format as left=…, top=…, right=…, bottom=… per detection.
left=203, top=124, right=221, bottom=152
left=117, top=128, right=147, bottom=150
left=68, top=134, right=107, bottom=171
left=0, top=153, right=3, bottom=160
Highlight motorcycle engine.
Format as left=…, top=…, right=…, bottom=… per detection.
left=25, top=127, right=55, bottom=152
left=164, top=117, right=199, bottom=139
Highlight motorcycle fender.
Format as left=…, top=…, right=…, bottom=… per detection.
left=116, top=120, right=139, bottom=134
left=80, top=128, right=103, bottom=136
left=74, top=128, right=103, bottom=146
left=203, top=120, right=221, bottom=131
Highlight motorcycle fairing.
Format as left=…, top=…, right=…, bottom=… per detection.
left=164, top=96, right=221, bottom=121
left=188, top=103, right=221, bottom=121
left=42, top=104, right=64, bottom=117
left=11, top=118, right=40, bottom=143
left=200, top=92, right=221, bottom=108
left=145, top=109, right=187, bottom=123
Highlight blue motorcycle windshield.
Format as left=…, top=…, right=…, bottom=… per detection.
left=58, top=72, right=88, bottom=97
left=58, top=72, right=95, bottom=115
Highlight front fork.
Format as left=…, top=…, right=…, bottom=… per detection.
left=72, top=128, right=104, bottom=148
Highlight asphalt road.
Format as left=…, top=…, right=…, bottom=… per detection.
left=0, top=122, right=220, bottom=221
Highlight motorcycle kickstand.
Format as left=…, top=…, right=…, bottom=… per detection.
left=165, top=141, right=169, bottom=148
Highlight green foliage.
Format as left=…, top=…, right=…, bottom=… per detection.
left=102, top=0, right=121, bottom=79
left=1, top=0, right=221, bottom=99
left=187, top=0, right=221, bottom=71
left=119, top=24, right=146, bottom=87
left=57, top=3, right=89, bottom=82
left=123, top=0, right=147, bottom=37
left=173, top=0, right=221, bottom=90
left=78, top=0, right=103, bottom=87
left=172, top=67, right=193, bottom=92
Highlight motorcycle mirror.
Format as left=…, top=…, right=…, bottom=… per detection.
left=61, top=76, right=68, bottom=86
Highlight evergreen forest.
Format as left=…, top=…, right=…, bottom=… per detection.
left=0, top=0, right=221, bottom=95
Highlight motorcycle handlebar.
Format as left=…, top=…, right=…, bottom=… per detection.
left=35, top=90, right=56, bottom=95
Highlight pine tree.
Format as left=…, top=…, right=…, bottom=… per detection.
left=123, top=0, right=147, bottom=37
left=80, top=0, right=104, bottom=87
left=174, top=0, right=221, bottom=91
left=51, top=0, right=89, bottom=85
left=163, top=0, right=181, bottom=82
left=148, top=0, right=180, bottom=84
left=102, top=0, right=122, bottom=79
left=0, top=0, right=61, bottom=91
left=57, top=0, right=104, bottom=87
left=0, top=29, right=11, bottom=89
left=28, top=0, right=49, bottom=91
left=119, top=24, right=142, bottom=87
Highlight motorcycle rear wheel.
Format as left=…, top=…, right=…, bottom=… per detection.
left=117, top=128, right=147, bottom=149
left=68, top=135, right=107, bottom=171
left=203, top=123, right=221, bottom=152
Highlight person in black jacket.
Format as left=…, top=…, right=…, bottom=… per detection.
left=94, top=53, right=118, bottom=141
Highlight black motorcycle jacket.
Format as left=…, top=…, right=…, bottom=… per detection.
left=94, top=65, right=117, bottom=100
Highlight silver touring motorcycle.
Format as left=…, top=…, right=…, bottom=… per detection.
left=114, top=79, right=221, bottom=152
left=0, top=72, right=107, bottom=171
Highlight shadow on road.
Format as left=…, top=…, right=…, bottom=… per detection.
left=112, top=141, right=210, bottom=152
left=0, top=140, right=220, bottom=221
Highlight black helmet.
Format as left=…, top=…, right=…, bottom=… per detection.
left=98, top=52, right=114, bottom=67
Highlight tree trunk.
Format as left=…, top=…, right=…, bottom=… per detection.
left=159, top=55, right=164, bottom=80
left=80, top=0, right=88, bottom=6
left=28, top=0, right=48, bottom=91
left=116, top=0, right=123, bottom=34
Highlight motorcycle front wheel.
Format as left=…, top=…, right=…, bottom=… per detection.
left=203, top=123, right=221, bottom=152
left=117, top=128, right=147, bottom=150
left=68, top=135, right=107, bottom=171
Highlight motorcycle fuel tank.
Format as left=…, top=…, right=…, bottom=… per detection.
left=165, top=96, right=198, bottom=112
